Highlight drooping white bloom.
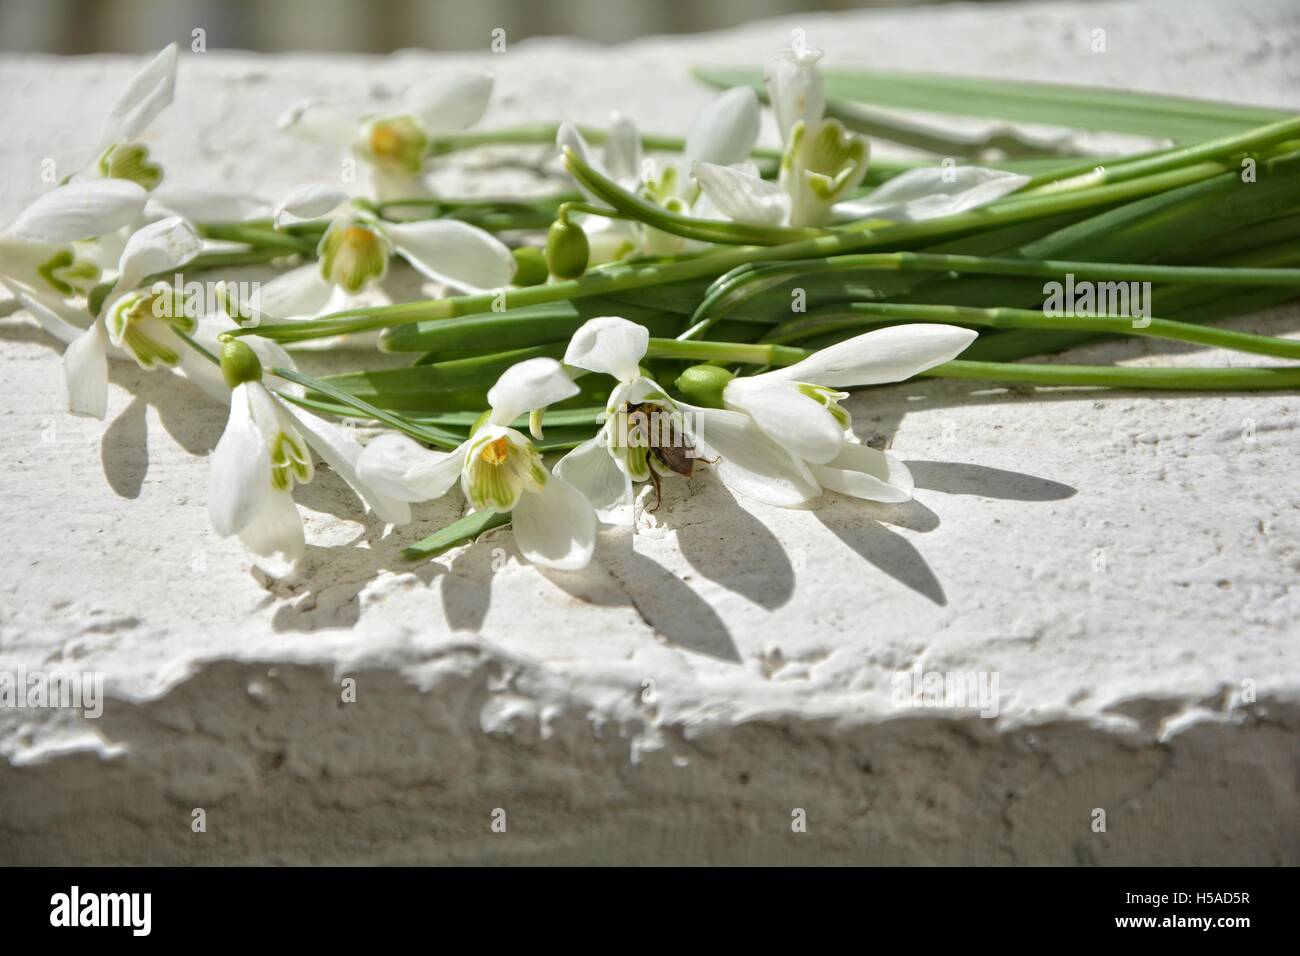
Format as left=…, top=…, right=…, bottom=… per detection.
left=280, top=70, right=494, bottom=202
left=556, top=86, right=760, bottom=260
left=0, top=180, right=150, bottom=345
left=77, top=43, right=179, bottom=191
left=692, top=41, right=1028, bottom=228
left=356, top=358, right=597, bottom=571
left=722, top=325, right=979, bottom=501
left=555, top=317, right=822, bottom=515
left=209, top=342, right=410, bottom=572
left=60, top=216, right=204, bottom=418
left=241, top=184, right=516, bottom=325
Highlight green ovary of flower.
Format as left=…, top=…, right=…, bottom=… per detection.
left=797, top=382, right=852, bottom=429
left=463, top=433, right=547, bottom=513
left=318, top=221, right=390, bottom=293
left=364, top=116, right=430, bottom=176
left=98, top=142, right=163, bottom=190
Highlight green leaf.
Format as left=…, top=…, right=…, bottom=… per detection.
left=273, top=367, right=466, bottom=448
left=404, top=509, right=512, bottom=560
left=693, top=67, right=1292, bottom=143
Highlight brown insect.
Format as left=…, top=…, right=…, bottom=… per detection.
left=624, top=402, right=717, bottom=513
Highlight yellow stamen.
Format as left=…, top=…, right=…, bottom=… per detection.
left=480, top=436, right=510, bottom=465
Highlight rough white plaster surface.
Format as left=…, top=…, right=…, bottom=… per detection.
left=1, top=0, right=1298, bottom=864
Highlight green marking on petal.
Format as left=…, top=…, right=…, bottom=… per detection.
left=797, top=382, right=853, bottom=429
left=37, top=250, right=101, bottom=297
left=37, top=250, right=77, bottom=296
left=463, top=430, right=547, bottom=513
left=107, top=290, right=188, bottom=369
left=98, top=142, right=163, bottom=190
left=318, top=219, right=390, bottom=293
left=781, top=118, right=870, bottom=227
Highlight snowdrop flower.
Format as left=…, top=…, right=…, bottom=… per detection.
left=209, top=339, right=410, bottom=572
left=77, top=44, right=178, bottom=191
left=280, top=70, right=494, bottom=202
left=555, top=317, right=823, bottom=516
left=356, top=358, right=597, bottom=571
left=720, top=325, right=979, bottom=502
left=241, top=184, right=515, bottom=324
left=692, top=43, right=868, bottom=229
left=0, top=180, right=149, bottom=344
left=557, top=86, right=760, bottom=260
left=65, top=46, right=269, bottom=280
left=692, top=42, right=1027, bottom=228
left=60, top=216, right=207, bottom=418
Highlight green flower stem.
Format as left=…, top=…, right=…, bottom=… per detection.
left=559, top=200, right=635, bottom=222
left=562, top=146, right=825, bottom=245
left=273, top=367, right=466, bottom=449
left=1020, top=117, right=1300, bottom=193
left=183, top=248, right=296, bottom=271
left=238, top=156, right=1279, bottom=345
left=764, top=301, right=1300, bottom=360
left=922, top=360, right=1300, bottom=390
left=645, top=337, right=1300, bottom=389
left=645, top=337, right=809, bottom=367
left=679, top=251, right=1300, bottom=339
left=197, top=223, right=317, bottom=255
left=422, top=123, right=783, bottom=162
left=174, top=329, right=219, bottom=365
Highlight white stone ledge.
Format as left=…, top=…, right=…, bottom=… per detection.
left=1, top=0, right=1297, bottom=864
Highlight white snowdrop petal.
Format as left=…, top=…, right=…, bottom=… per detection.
left=356, top=432, right=467, bottom=503
left=562, top=316, right=648, bottom=382
left=764, top=324, right=978, bottom=388
left=274, top=183, right=347, bottom=226
left=724, top=378, right=845, bottom=465
left=691, top=162, right=789, bottom=226
left=6, top=180, right=149, bottom=243
left=810, top=444, right=914, bottom=503
left=685, top=405, right=821, bottom=508
left=208, top=384, right=272, bottom=536
left=487, top=357, right=579, bottom=426
left=292, top=407, right=412, bottom=526
left=96, top=43, right=178, bottom=152
left=236, top=488, right=306, bottom=568
left=834, top=167, right=1030, bottom=223
left=511, top=474, right=597, bottom=571
left=116, top=216, right=202, bottom=291
left=554, top=432, right=632, bottom=519
left=385, top=219, right=516, bottom=293
left=248, top=263, right=336, bottom=322
left=604, top=112, right=642, bottom=184
left=684, top=86, right=761, bottom=170
left=63, top=320, right=110, bottom=419
left=405, top=71, right=494, bottom=133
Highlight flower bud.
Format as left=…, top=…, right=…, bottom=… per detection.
left=674, top=363, right=734, bottom=409
left=220, top=338, right=264, bottom=389
left=511, top=246, right=549, bottom=287
left=545, top=218, right=589, bottom=280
